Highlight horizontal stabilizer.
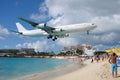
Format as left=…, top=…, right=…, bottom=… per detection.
left=10, top=30, right=22, bottom=34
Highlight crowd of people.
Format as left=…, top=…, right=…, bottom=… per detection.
left=91, top=52, right=119, bottom=78
left=91, top=53, right=109, bottom=63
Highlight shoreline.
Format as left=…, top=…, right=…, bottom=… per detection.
left=16, top=59, right=120, bottom=80
left=16, top=58, right=85, bottom=80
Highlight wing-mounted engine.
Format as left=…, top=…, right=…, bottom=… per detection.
left=47, top=33, right=69, bottom=41
left=36, top=23, right=55, bottom=33
left=57, top=34, right=69, bottom=38
left=54, top=28, right=64, bottom=32
left=36, top=23, right=46, bottom=28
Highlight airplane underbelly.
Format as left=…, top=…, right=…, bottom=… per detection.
left=64, top=28, right=88, bottom=33
left=23, top=32, right=48, bottom=37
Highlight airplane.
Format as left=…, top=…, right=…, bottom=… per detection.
left=13, top=17, right=97, bottom=41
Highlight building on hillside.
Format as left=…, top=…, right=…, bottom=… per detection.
left=17, top=48, right=35, bottom=54
left=0, top=48, right=35, bottom=57
left=62, top=44, right=94, bottom=56
left=0, top=49, right=19, bottom=56
left=81, top=44, right=92, bottom=50
left=63, top=44, right=92, bottom=51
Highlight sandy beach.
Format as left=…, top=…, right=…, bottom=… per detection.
left=53, top=59, right=120, bottom=80
left=16, top=59, right=120, bottom=80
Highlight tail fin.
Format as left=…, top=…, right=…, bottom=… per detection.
left=16, top=22, right=28, bottom=32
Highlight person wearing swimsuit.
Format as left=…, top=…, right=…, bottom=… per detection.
left=108, top=53, right=117, bottom=78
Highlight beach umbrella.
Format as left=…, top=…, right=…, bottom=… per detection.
left=105, top=49, right=113, bottom=53
left=112, top=48, right=120, bottom=56
left=105, top=48, right=120, bottom=56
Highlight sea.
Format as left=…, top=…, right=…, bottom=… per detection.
left=0, top=57, right=71, bottom=80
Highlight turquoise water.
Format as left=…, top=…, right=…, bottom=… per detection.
left=0, top=58, right=71, bottom=80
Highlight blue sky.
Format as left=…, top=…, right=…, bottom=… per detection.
left=0, top=0, right=50, bottom=50
left=0, top=0, right=120, bottom=52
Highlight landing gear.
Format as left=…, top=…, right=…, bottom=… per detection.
left=87, top=30, right=89, bottom=35
left=52, top=39, right=56, bottom=41
left=52, top=36, right=57, bottom=41
left=47, top=35, right=52, bottom=39
left=47, top=35, right=57, bottom=41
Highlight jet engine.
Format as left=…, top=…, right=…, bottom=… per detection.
left=36, top=23, right=46, bottom=28
left=54, top=28, right=63, bottom=32
left=38, top=23, right=46, bottom=27
left=57, top=34, right=69, bottom=38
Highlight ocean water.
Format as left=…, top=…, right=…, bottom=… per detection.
left=0, top=57, right=71, bottom=80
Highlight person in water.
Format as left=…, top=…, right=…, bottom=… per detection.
left=108, top=53, right=117, bottom=78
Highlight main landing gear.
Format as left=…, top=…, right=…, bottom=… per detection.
left=47, top=35, right=57, bottom=41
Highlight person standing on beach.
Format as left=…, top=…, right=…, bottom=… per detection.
left=108, top=53, right=117, bottom=78
left=95, top=54, right=100, bottom=62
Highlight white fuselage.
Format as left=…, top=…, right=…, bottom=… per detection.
left=23, top=29, right=48, bottom=37
left=21, top=23, right=97, bottom=37
left=53, top=23, right=96, bottom=34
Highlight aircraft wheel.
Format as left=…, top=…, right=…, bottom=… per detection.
left=47, top=37, right=50, bottom=39
left=52, top=39, right=56, bottom=41
left=47, top=35, right=52, bottom=39
left=52, top=36, right=57, bottom=41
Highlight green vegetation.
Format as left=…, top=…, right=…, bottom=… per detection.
left=76, top=49, right=83, bottom=55
left=0, top=48, right=84, bottom=57
left=94, top=51, right=106, bottom=55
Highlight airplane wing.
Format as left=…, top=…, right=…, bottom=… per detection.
left=18, top=17, right=39, bottom=26
left=18, top=17, right=56, bottom=34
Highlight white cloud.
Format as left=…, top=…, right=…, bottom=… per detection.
left=15, top=1, right=19, bottom=6
left=0, top=25, right=9, bottom=41
left=94, top=44, right=109, bottom=51
left=0, top=36, right=4, bottom=40
left=45, top=0, right=93, bottom=24
left=16, top=40, right=55, bottom=52
left=29, top=0, right=120, bottom=50
left=39, top=2, right=48, bottom=13
left=91, top=15, right=120, bottom=33
left=57, top=37, right=79, bottom=47
left=30, top=13, right=47, bottom=22
left=4, top=45, right=9, bottom=48
left=47, top=15, right=64, bottom=26
left=30, top=2, right=49, bottom=22
left=0, top=25, right=9, bottom=35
